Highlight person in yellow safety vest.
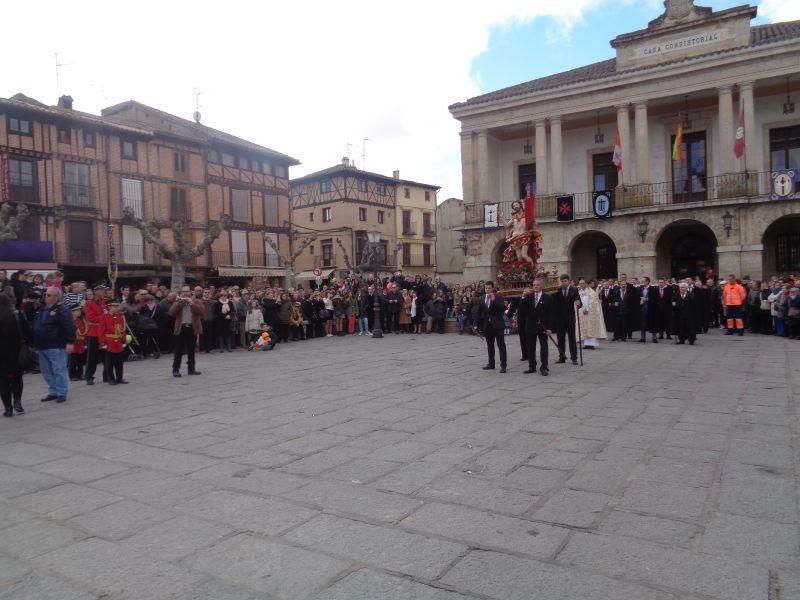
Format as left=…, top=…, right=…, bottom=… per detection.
left=722, top=274, right=747, bottom=336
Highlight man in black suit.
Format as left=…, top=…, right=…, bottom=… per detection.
left=612, top=273, right=636, bottom=341
left=672, top=282, right=697, bottom=344
left=474, top=281, right=507, bottom=373
left=638, top=276, right=659, bottom=343
left=552, top=274, right=582, bottom=365
left=524, top=278, right=554, bottom=376
left=654, top=277, right=674, bottom=339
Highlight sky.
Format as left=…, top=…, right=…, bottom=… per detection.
left=0, top=1, right=796, bottom=204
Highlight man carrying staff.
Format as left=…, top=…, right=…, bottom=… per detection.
left=553, top=274, right=582, bottom=365
left=83, top=283, right=109, bottom=385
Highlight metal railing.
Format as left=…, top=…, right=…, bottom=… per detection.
left=211, top=251, right=281, bottom=268
left=62, top=183, right=93, bottom=207
left=423, top=228, right=436, bottom=237
left=465, top=171, right=775, bottom=224
left=9, top=185, right=38, bottom=204
left=402, top=226, right=417, bottom=235
left=401, top=253, right=435, bottom=268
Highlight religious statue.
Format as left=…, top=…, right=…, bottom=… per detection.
left=499, top=200, right=542, bottom=269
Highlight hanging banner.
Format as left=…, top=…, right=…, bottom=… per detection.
left=483, top=203, right=499, bottom=228
left=556, top=195, right=574, bottom=222
left=107, top=224, right=118, bottom=291
left=593, top=191, right=613, bottom=219
left=770, top=170, right=796, bottom=200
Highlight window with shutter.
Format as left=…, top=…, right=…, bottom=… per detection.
left=264, top=233, right=279, bottom=267
left=64, top=162, right=91, bottom=207
left=264, top=195, right=279, bottom=226
left=170, top=187, right=188, bottom=220
left=122, top=225, right=144, bottom=264
left=231, top=189, right=249, bottom=222
left=231, top=230, right=248, bottom=266
left=121, top=178, right=143, bottom=218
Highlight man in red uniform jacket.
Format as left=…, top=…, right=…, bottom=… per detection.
left=83, top=284, right=109, bottom=385
left=101, top=301, right=128, bottom=385
left=68, top=305, right=88, bottom=381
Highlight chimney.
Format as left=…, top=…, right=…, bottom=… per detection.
left=57, top=95, right=74, bottom=110
left=341, top=156, right=350, bottom=167
left=393, top=170, right=400, bottom=179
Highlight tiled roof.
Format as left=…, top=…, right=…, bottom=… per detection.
left=451, top=20, right=800, bottom=109
left=291, top=163, right=400, bottom=185
left=101, top=100, right=299, bottom=165
left=0, top=94, right=152, bottom=136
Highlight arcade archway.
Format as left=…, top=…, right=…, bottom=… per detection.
left=762, top=214, right=800, bottom=277
left=655, top=220, right=717, bottom=279
left=569, top=231, right=618, bottom=280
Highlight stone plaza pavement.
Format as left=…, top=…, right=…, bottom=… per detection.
left=0, top=330, right=797, bottom=600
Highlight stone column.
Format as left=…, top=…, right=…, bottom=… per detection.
left=550, top=117, right=563, bottom=193
left=476, top=130, right=490, bottom=203
left=460, top=131, right=476, bottom=204
left=535, top=119, right=548, bottom=195
left=616, top=105, right=631, bottom=186
left=739, top=82, right=756, bottom=173
left=717, top=85, right=734, bottom=175
left=634, top=102, right=650, bottom=183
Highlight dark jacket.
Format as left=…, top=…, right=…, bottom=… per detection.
left=33, top=302, right=76, bottom=350
left=524, top=292, right=554, bottom=334
left=0, top=309, right=30, bottom=376
left=552, top=285, right=582, bottom=326
left=424, top=298, right=446, bottom=320
left=474, top=294, right=506, bottom=334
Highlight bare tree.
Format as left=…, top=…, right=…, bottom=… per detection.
left=264, top=232, right=317, bottom=289
left=335, top=238, right=353, bottom=271
left=122, top=207, right=230, bottom=290
left=0, top=203, right=29, bottom=244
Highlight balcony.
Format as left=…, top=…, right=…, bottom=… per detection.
left=401, top=252, right=435, bottom=268
left=465, top=171, right=775, bottom=224
left=402, top=226, right=417, bottom=236
left=62, top=183, right=93, bottom=208
left=211, top=251, right=281, bottom=268
left=9, top=184, right=38, bottom=204
left=54, top=242, right=166, bottom=267
left=423, top=228, right=436, bottom=237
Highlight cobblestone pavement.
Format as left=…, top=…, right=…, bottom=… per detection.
left=0, top=329, right=798, bottom=600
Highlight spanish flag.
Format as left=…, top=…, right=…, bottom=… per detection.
left=672, top=122, right=684, bottom=162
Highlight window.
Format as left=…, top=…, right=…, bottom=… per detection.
left=83, top=131, right=95, bottom=147
left=402, top=210, right=413, bottom=235
left=309, top=245, right=314, bottom=255
left=770, top=126, right=800, bottom=192
left=359, top=207, right=367, bottom=222
left=174, top=152, right=187, bottom=175
left=238, top=156, right=249, bottom=170
left=423, top=212, right=433, bottom=235
left=252, top=160, right=262, bottom=173
left=776, top=232, right=800, bottom=272
left=222, top=152, right=235, bottom=167
left=377, top=183, right=386, bottom=196
left=404, top=187, right=410, bottom=199
left=9, top=158, right=36, bottom=203
left=322, top=240, right=333, bottom=267
left=231, top=230, right=248, bottom=266
left=63, top=162, right=90, bottom=207
left=8, top=117, right=31, bottom=135
left=122, top=140, right=137, bottom=160
left=402, top=243, right=411, bottom=266
left=57, top=127, right=71, bottom=144
left=423, top=244, right=432, bottom=267
left=263, top=162, right=272, bottom=175
left=207, top=149, right=218, bottom=163
left=377, top=210, right=384, bottom=224
left=264, top=194, right=279, bottom=226
left=275, top=165, right=286, bottom=178
left=122, top=225, right=144, bottom=264
left=379, top=241, right=388, bottom=265
left=121, top=178, right=143, bottom=218
left=592, top=152, right=618, bottom=192
left=356, top=234, right=367, bottom=263
left=596, top=244, right=618, bottom=279
left=358, top=180, right=367, bottom=193
left=425, top=190, right=431, bottom=202
left=322, top=207, right=332, bottom=222
left=170, top=187, right=188, bottom=219
left=518, top=163, right=536, bottom=199
left=231, top=188, right=249, bottom=222
left=264, top=233, right=279, bottom=267
left=309, top=211, right=314, bottom=222
left=671, top=131, right=707, bottom=203
left=320, top=180, right=332, bottom=193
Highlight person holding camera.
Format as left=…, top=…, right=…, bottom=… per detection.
left=169, top=285, right=204, bottom=378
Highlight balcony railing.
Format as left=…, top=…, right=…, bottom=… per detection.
left=9, top=184, right=38, bottom=204
left=465, top=171, right=775, bottom=224
left=54, top=242, right=178, bottom=267
left=63, top=183, right=93, bottom=208
left=401, top=253, right=435, bottom=268
left=211, top=251, right=281, bottom=268
left=423, top=228, right=436, bottom=237
left=402, top=226, right=417, bottom=235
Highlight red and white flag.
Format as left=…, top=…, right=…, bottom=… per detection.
left=733, top=100, right=745, bottom=159
left=612, top=130, right=622, bottom=172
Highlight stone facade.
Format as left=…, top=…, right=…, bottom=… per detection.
left=449, top=0, right=800, bottom=283
left=393, top=172, right=439, bottom=276
left=435, top=197, right=466, bottom=277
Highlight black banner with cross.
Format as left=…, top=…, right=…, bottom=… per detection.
left=592, top=190, right=613, bottom=219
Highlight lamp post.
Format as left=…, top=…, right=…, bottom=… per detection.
left=637, top=217, right=649, bottom=243
left=722, top=211, right=734, bottom=237
left=367, top=230, right=383, bottom=339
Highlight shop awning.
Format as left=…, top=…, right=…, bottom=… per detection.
left=296, top=267, right=337, bottom=280
left=217, top=266, right=285, bottom=277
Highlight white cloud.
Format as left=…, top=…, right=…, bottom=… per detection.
left=1, top=1, right=788, bottom=203
left=758, top=0, right=800, bottom=22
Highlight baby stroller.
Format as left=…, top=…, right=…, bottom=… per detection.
left=128, top=312, right=162, bottom=359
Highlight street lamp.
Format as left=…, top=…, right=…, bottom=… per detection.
left=637, top=217, right=649, bottom=243
left=722, top=211, right=734, bottom=237
left=367, top=230, right=383, bottom=339
left=457, top=232, right=468, bottom=255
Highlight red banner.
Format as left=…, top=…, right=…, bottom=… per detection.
left=524, top=183, right=535, bottom=226
left=0, top=152, right=9, bottom=203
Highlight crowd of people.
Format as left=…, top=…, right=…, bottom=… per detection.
left=0, top=267, right=797, bottom=417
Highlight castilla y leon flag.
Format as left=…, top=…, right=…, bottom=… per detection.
left=733, top=100, right=745, bottom=159
left=612, top=130, right=622, bottom=172
left=524, top=182, right=535, bottom=225
left=672, top=121, right=684, bottom=162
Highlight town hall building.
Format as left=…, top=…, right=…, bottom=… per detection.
left=449, top=0, right=800, bottom=283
